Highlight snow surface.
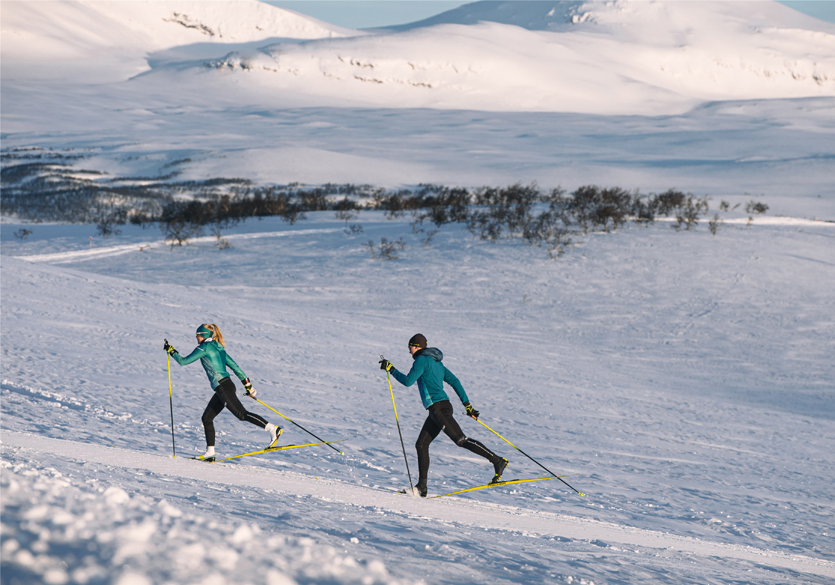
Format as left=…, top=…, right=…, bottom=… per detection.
left=0, top=0, right=356, bottom=82
left=2, top=0, right=834, bottom=205
left=2, top=208, right=835, bottom=583
left=2, top=1, right=835, bottom=582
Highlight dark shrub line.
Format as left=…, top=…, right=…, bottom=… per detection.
left=3, top=156, right=754, bottom=254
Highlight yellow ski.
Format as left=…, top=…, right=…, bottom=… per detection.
left=190, top=440, right=346, bottom=463
left=428, top=474, right=579, bottom=499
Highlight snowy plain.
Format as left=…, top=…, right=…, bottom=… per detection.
left=2, top=0, right=835, bottom=584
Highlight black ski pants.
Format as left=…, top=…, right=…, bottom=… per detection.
left=415, top=400, right=498, bottom=484
left=202, top=377, right=268, bottom=446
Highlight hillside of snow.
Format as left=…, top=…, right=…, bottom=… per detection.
left=2, top=208, right=835, bottom=584
left=0, top=0, right=357, bottom=81
left=134, top=0, right=835, bottom=114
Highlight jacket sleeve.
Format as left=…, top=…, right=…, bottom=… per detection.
left=224, top=352, right=247, bottom=381
left=391, top=358, right=426, bottom=387
left=171, top=345, right=205, bottom=366
left=443, top=366, right=469, bottom=404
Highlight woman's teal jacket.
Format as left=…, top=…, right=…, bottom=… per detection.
left=390, top=348, right=469, bottom=410
left=171, top=340, right=247, bottom=389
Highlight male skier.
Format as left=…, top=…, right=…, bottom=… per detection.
left=380, top=333, right=508, bottom=497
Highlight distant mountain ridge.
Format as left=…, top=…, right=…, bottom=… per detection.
left=169, top=0, right=835, bottom=114
left=2, top=0, right=834, bottom=112
left=384, top=0, right=590, bottom=31
left=388, top=0, right=835, bottom=33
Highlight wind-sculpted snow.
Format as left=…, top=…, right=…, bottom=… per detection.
left=0, top=459, right=409, bottom=585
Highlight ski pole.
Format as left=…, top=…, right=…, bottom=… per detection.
left=254, top=398, right=345, bottom=456
left=166, top=348, right=176, bottom=458
left=473, top=417, right=584, bottom=497
left=383, top=356, right=414, bottom=493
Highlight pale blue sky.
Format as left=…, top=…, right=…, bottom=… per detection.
left=265, top=1, right=835, bottom=29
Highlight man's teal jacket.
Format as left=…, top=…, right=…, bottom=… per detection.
left=391, top=348, right=469, bottom=409
left=172, top=339, right=247, bottom=390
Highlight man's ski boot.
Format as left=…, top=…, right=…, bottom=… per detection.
left=490, top=457, right=508, bottom=484
left=266, top=424, right=283, bottom=449
left=197, top=446, right=216, bottom=462
left=415, top=481, right=428, bottom=498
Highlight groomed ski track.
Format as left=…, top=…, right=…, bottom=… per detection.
left=4, top=430, right=833, bottom=580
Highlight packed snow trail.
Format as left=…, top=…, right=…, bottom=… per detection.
left=3, top=430, right=833, bottom=579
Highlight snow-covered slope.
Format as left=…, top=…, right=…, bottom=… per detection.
left=389, top=0, right=835, bottom=33
left=148, top=0, right=835, bottom=114
left=2, top=210, right=834, bottom=584
left=0, top=0, right=356, bottom=81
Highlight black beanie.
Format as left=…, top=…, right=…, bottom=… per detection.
left=408, top=333, right=427, bottom=349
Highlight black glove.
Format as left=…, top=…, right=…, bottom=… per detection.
left=464, top=402, right=479, bottom=419
left=243, top=378, right=256, bottom=398
left=163, top=339, right=178, bottom=356
left=379, top=358, right=394, bottom=372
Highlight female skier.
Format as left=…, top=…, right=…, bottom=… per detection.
left=379, top=333, right=508, bottom=497
left=164, top=324, right=281, bottom=461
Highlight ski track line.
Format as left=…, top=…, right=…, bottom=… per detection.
left=13, top=228, right=341, bottom=264
left=3, top=430, right=833, bottom=579
left=11, top=218, right=834, bottom=265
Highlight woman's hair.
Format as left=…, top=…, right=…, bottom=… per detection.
left=203, top=324, right=225, bottom=347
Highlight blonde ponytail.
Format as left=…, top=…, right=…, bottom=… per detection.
left=205, top=324, right=225, bottom=347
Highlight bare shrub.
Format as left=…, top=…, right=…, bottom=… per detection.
left=163, top=220, right=202, bottom=249
left=95, top=207, right=127, bottom=238
left=211, top=224, right=232, bottom=250
left=653, top=189, right=687, bottom=217
left=673, top=196, right=709, bottom=231
left=420, top=229, right=440, bottom=248
left=708, top=213, right=722, bottom=236
left=523, top=211, right=572, bottom=258
left=567, top=185, right=632, bottom=233
left=336, top=208, right=359, bottom=225
left=467, top=183, right=540, bottom=240
left=745, top=200, right=769, bottom=215
left=365, top=237, right=406, bottom=260
left=13, top=228, right=32, bottom=240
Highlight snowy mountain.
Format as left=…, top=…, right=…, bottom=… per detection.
left=0, top=0, right=357, bottom=81
left=136, top=0, right=835, bottom=115
left=3, top=0, right=834, bottom=110
left=2, top=0, right=833, bottom=210
left=388, top=0, right=835, bottom=33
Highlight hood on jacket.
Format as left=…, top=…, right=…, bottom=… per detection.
left=414, top=347, right=443, bottom=362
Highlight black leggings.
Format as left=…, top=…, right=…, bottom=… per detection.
left=415, top=400, right=498, bottom=483
left=202, top=377, right=268, bottom=446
